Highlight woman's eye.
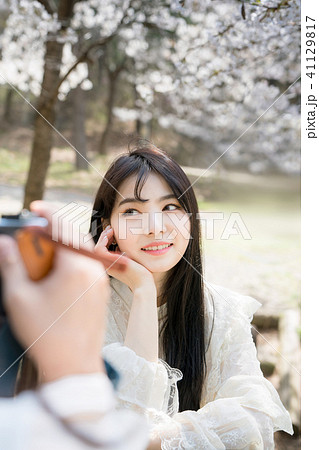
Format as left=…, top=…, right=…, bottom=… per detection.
left=122, top=204, right=181, bottom=215
left=122, top=208, right=139, bottom=216
left=164, top=204, right=181, bottom=211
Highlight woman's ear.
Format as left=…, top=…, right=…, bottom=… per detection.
left=101, top=218, right=109, bottom=231
left=111, top=233, right=117, bottom=246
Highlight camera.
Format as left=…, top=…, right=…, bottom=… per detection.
left=0, top=210, right=48, bottom=316
left=0, top=210, right=48, bottom=397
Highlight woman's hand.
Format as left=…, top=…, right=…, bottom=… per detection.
left=95, top=226, right=159, bottom=362
left=94, top=226, right=155, bottom=293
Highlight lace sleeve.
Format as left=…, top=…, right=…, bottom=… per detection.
left=212, top=286, right=292, bottom=442
left=102, top=343, right=182, bottom=414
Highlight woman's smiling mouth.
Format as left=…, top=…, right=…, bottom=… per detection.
left=141, top=243, right=173, bottom=254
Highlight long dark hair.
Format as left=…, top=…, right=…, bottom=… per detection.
left=90, top=142, right=209, bottom=412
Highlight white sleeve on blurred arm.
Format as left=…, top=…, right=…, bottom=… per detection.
left=0, top=372, right=149, bottom=450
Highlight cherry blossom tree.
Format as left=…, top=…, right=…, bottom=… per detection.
left=0, top=0, right=300, bottom=208
left=116, top=0, right=300, bottom=173
left=0, top=0, right=192, bottom=206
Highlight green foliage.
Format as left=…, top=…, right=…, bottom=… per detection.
left=0, top=148, right=29, bottom=184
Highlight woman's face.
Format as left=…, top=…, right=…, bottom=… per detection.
left=109, top=172, right=191, bottom=275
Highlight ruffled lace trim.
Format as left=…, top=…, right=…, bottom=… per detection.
left=102, top=343, right=182, bottom=414
left=159, top=359, right=183, bottom=416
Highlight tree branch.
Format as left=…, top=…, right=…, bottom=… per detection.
left=182, top=24, right=235, bottom=58
left=143, top=21, right=175, bottom=37
left=37, top=0, right=57, bottom=15
left=48, top=0, right=135, bottom=104
left=107, top=56, right=127, bottom=79
left=253, top=0, right=291, bottom=22
left=58, top=0, right=78, bottom=29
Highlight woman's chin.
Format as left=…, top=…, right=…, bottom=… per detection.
left=125, top=252, right=175, bottom=274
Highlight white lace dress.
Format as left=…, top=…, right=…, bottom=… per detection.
left=102, top=278, right=293, bottom=449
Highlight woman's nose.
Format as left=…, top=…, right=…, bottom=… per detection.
left=147, top=211, right=167, bottom=237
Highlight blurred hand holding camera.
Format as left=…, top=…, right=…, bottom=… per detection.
left=0, top=201, right=109, bottom=383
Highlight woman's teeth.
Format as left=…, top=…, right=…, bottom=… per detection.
left=142, top=244, right=172, bottom=251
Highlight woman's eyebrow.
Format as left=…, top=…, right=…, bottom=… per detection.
left=118, top=194, right=177, bottom=207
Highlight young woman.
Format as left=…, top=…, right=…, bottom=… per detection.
left=91, top=142, right=293, bottom=449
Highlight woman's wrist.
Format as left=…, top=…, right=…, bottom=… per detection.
left=125, top=278, right=159, bottom=361
left=131, top=276, right=156, bottom=295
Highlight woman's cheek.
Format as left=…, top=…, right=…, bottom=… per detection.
left=111, top=217, right=127, bottom=247
left=115, top=226, right=137, bottom=256
left=172, top=215, right=191, bottom=243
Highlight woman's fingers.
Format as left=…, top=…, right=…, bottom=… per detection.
left=94, top=226, right=114, bottom=252
left=105, top=227, right=116, bottom=249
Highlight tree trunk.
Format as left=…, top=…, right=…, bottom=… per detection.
left=145, top=118, right=153, bottom=140
left=98, top=74, right=117, bottom=155
left=134, top=85, right=141, bottom=136
left=72, top=86, right=89, bottom=170
left=23, top=0, right=75, bottom=209
left=23, top=36, right=64, bottom=209
left=136, top=116, right=142, bottom=135
left=3, top=88, right=13, bottom=124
